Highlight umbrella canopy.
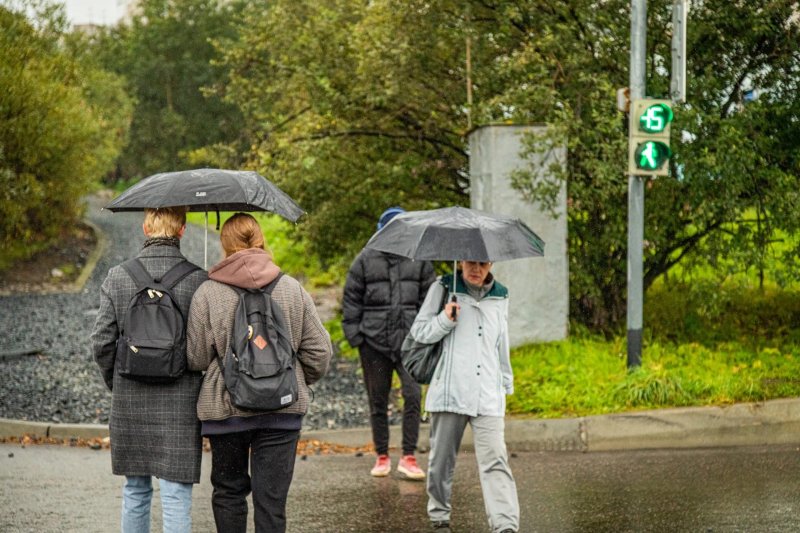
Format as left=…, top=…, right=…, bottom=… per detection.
left=105, top=168, right=305, bottom=222
left=364, top=206, right=545, bottom=263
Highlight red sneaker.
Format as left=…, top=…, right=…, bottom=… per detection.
left=397, top=454, right=426, bottom=480
left=370, top=454, right=391, bottom=477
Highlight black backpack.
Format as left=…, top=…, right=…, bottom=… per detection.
left=116, top=258, right=200, bottom=384
left=220, top=273, right=299, bottom=411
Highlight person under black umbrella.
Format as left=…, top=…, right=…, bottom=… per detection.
left=90, top=206, right=209, bottom=532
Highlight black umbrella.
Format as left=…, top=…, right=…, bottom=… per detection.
left=365, top=206, right=545, bottom=309
left=105, top=168, right=305, bottom=267
left=105, top=168, right=304, bottom=221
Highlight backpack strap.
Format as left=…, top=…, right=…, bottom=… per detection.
left=121, top=258, right=156, bottom=291
left=121, top=258, right=200, bottom=292
left=228, top=272, right=285, bottom=297
left=237, top=273, right=284, bottom=313
left=159, top=260, right=201, bottom=290
left=438, top=284, right=449, bottom=312
left=262, top=272, right=284, bottom=295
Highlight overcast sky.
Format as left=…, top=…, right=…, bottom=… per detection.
left=61, top=0, right=126, bottom=26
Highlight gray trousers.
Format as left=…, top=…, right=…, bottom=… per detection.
left=426, top=413, right=520, bottom=532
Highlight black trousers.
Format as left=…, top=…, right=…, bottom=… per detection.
left=359, top=343, right=422, bottom=456
left=208, top=428, right=300, bottom=533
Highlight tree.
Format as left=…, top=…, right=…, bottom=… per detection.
left=0, top=2, right=132, bottom=267
left=495, top=0, right=800, bottom=329
left=214, top=0, right=799, bottom=330
left=215, top=0, right=476, bottom=264
left=92, top=0, right=246, bottom=181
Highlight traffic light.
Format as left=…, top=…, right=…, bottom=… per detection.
left=628, top=99, right=673, bottom=177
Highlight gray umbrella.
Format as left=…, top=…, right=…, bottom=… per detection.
left=105, top=168, right=305, bottom=267
left=365, top=206, right=545, bottom=305
left=365, top=206, right=544, bottom=262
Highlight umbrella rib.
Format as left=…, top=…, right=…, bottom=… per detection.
left=161, top=172, right=182, bottom=209
left=412, top=224, right=431, bottom=260
left=238, top=173, right=250, bottom=210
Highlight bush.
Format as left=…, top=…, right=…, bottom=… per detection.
left=646, top=282, right=800, bottom=347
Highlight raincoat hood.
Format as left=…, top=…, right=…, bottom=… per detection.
left=208, top=248, right=280, bottom=289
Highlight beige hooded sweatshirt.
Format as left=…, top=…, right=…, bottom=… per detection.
left=186, top=248, right=332, bottom=428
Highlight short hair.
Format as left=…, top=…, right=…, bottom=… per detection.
left=143, top=206, right=187, bottom=238
left=220, top=213, right=266, bottom=258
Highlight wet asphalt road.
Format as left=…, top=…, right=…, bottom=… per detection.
left=1, top=443, right=799, bottom=532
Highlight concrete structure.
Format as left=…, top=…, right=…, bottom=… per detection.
left=468, top=124, right=568, bottom=345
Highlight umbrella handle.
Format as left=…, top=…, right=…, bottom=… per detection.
left=450, top=294, right=458, bottom=320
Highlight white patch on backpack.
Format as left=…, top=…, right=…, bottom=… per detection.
left=280, top=394, right=293, bottom=405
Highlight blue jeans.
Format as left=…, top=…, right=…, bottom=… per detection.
left=122, top=476, right=193, bottom=533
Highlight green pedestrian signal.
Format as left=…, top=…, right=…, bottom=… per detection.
left=634, top=141, right=671, bottom=171
left=628, top=99, right=673, bottom=176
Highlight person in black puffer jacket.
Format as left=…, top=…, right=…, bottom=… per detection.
left=342, top=207, right=436, bottom=480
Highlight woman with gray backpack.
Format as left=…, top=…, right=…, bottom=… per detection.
left=186, top=212, right=332, bottom=533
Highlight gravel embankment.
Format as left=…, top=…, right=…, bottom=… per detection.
left=0, top=194, right=388, bottom=431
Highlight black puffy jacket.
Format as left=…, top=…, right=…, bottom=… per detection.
left=342, top=248, right=436, bottom=356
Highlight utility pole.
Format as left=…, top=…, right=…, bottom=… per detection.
left=465, top=9, right=473, bottom=130
left=627, top=0, right=647, bottom=369
left=671, top=0, right=688, bottom=104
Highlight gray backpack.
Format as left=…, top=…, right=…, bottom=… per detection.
left=220, top=273, right=299, bottom=410
left=116, top=258, right=200, bottom=383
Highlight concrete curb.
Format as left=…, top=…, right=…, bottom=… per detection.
left=3, top=397, right=798, bottom=452
left=71, top=219, right=108, bottom=293
left=0, top=418, right=110, bottom=440
left=582, top=397, right=800, bottom=451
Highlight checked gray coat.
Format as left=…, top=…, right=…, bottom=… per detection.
left=90, top=243, right=208, bottom=484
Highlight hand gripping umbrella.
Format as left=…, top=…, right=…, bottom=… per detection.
left=105, top=168, right=305, bottom=267
left=364, top=206, right=545, bottom=315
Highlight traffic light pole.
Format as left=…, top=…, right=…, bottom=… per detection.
left=627, top=0, right=647, bottom=369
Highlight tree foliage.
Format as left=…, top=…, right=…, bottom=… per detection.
left=499, top=0, right=800, bottom=329
left=0, top=2, right=132, bottom=267
left=92, top=0, right=246, bottom=180
left=215, top=0, right=799, bottom=330
left=215, top=0, right=472, bottom=264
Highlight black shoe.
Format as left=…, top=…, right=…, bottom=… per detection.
left=432, top=520, right=451, bottom=531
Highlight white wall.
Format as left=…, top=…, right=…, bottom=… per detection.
left=469, top=125, right=568, bottom=345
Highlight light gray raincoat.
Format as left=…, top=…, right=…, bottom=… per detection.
left=408, top=273, right=513, bottom=417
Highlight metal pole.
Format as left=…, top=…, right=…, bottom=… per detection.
left=627, top=0, right=647, bottom=368
left=671, top=0, right=687, bottom=103
left=465, top=8, right=473, bottom=130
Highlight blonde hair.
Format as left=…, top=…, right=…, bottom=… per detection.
left=220, top=213, right=266, bottom=257
left=143, top=207, right=187, bottom=238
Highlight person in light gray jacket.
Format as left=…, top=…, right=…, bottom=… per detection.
left=408, top=260, right=519, bottom=533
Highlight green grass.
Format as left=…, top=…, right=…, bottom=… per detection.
left=507, top=279, right=800, bottom=418
left=324, top=315, right=358, bottom=360
left=507, top=333, right=800, bottom=418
